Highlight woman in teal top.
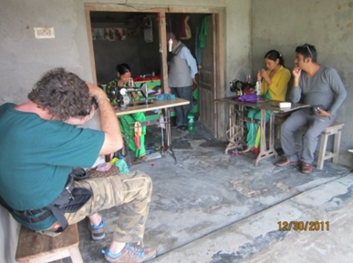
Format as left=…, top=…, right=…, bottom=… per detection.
left=106, top=63, right=147, bottom=160
left=243, top=50, right=291, bottom=154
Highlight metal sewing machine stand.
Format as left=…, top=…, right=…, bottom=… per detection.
left=125, top=109, right=177, bottom=164
left=225, top=104, right=246, bottom=154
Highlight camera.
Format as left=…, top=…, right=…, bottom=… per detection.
left=78, top=97, right=98, bottom=116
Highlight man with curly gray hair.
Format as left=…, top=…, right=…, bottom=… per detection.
left=0, top=68, right=156, bottom=262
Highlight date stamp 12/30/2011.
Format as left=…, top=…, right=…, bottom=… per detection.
left=278, top=221, right=330, bottom=231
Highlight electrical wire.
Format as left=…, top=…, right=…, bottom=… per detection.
left=168, top=7, right=173, bottom=33
left=167, top=7, right=173, bottom=52
left=116, top=0, right=137, bottom=10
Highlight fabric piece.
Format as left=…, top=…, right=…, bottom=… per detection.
left=119, top=113, right=146, bottom=158
left=246, top=108, right=271, bottom=147
left=134, top=122, right=141, bottom=149
left=238, top=94, right=259, bottom=102
left=155, top=94, right=176, bottom=100
left=199, top=16, right=208, bottom=48
left=176, top=14, right=191, bottom=40
left=96, top=162, right=112, bottom=172
left=254, top=125, right=261, bottom=150
left=115, top=159, right=130, bottom=174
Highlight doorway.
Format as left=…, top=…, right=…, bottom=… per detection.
left=84, top=3, right=225, bottom=138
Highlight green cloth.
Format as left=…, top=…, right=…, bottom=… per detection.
left=246, top=108, right=271, bottom=147
left=119, top=113, right=146, bottom=158
left=115, top=159, right=129, bottom=174
left=199, top=16, right=208, bottom=48
left=0, top=103, right=104, bottom=230
left=246, top=91, right=272, bottom=147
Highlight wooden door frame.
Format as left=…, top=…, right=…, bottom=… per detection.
left=84, top=3, right=225, bottom=138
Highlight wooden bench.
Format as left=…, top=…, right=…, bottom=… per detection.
left=274, top=115, right=344, bottom=170
left=15, top=223, right=83, bottom=263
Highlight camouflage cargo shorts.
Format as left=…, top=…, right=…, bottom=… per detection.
left=62, top=169, right=153, bottom=243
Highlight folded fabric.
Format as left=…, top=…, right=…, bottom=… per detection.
left=109, top=157, right=120, bottom=166
left=134, top=122, right=141, bottom=149
left=238, top=94, right=258, bottom=102
left=96, top=162, right=112, bottom=172
left=115, top=159, right=130, bottom=174
left=155, top=94, right=176, bottom=100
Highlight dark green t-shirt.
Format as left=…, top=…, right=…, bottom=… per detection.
left=0, top=103, right=104, bottom=230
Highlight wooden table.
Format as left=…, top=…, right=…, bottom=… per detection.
left=216, top=96, right=309, bottom=166
left=115, top=98, right=189, bottom=163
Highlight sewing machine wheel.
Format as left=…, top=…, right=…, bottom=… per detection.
left=122, top=94, right=130, bottom=105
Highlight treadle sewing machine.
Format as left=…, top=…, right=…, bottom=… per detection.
left=229, top=79, right=256, bottom=96
left=114, top=98, right=190, bottom=164
left=106, top=81, right=190, bottom=164
left=217, top=81, right=309, bottom=165
left=107, top=83, right=149, bottom=110
left=224, top=79, right=257, bottom=154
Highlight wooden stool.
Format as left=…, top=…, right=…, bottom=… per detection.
left=15, top=223, right=83, bottom=263
left=317, top=123, right=345, bottom=170
left=275, top=117, right=344, bottom=169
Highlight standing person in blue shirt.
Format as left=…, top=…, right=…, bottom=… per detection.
left=276, top=44, right=347, bottom=174
left=167, top=32, right=198, bottom=130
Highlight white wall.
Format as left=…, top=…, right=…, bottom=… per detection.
left=0, top=0, right=95, bottom=105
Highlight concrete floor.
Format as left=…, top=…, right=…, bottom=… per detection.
left=75, top=123, right=352, bottom=263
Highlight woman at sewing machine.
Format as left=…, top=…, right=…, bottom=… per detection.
left=106, top=63, right=147, bottom=161
left=243, top=50, right=291, bottom=154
